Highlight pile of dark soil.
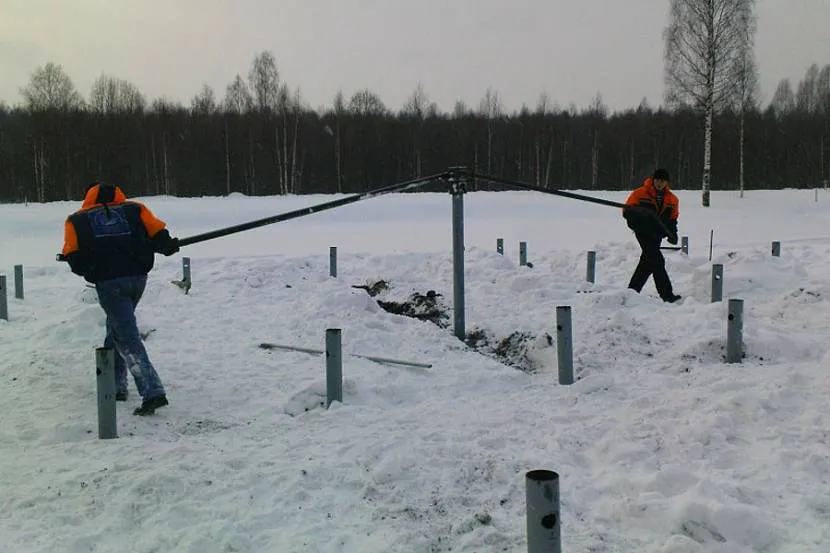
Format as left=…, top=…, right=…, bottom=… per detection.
left=354, top=279, right=551, bottom=372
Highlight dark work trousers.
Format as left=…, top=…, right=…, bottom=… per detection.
left=628, top=233, right=675, bottom=299
left=95, top=275, right=166, bottom=401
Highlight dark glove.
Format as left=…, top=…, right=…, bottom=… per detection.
left=151, top=229, right=180, bottom=256
left=665, top=219, right=679, bottom=244
left=159, top=237, right=180, bottom=256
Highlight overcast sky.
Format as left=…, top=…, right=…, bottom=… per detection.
left=2, top=0, right=829, bottom=113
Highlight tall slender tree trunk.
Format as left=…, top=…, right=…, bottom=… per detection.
left=33, top=142, right=43, bottom=202
left=739, top=109, right=746, bottom=198
left=144, top=145, right=151, bottom=197
left=535, top=135, right=541, bottom=186
left=162, top=132, right=170, bottom=196
left=64, top=135, right=72, bottom=200
left=282, top=112, right=289, bottom=192
left=544, top=131, right=554, bottom=189
left=517, top=138, right=523, bottom=180
left=473, top=142, right=479, bottom=173
left=486, top=118, right=493, bottom=174
left=591, top=130, right=599, bottom=189
left=224, top=119, right=231, bottom=195
left=335, top=117, right=342, bottom=193
left=274, top=124, right=284, bottom=195
left=248, top=130, right=256, bottom=196
left=291, top=101, right=300, bottom=193
left=702, top=104, right=713, bottom=206
left=151, top=135, right=159, bottom=195
left=701, top=28, right=716, bottom=207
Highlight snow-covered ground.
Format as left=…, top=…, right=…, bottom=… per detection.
left=1, top=187, right=830, bottom=553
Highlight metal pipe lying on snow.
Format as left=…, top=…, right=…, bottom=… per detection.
left=258, top=342, right=433, bottom=369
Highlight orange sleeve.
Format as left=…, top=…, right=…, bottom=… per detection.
left=625, top=187, right=646, bottom=207
left=669, top=193, right=680, bottom=220
left=137, top=203, right=166, bottom=238
left=61, top=219, right=79, bottom=256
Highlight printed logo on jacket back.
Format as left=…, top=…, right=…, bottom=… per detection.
left=89, top=206, right=132, bottom=238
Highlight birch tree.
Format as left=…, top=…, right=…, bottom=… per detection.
left=796, top=64, right=820, bottom=114
left=191, top=84, right=217, bottom=114
left=586, top=92, right=608, bottom=189
left=331, top=91, right=345, bottom=193
left=479, top=88, right=503, bottom=175
left=21, top=62, right=83, bottom=111
left=732, top=4, right=759, bottom=198
left=401, top=84, right=435, bottom=177
left=770, top=79, right=796, bottom=117
left=248, top=51, right=280, bottom=112
left=223, top=75, right=253, bottom=113
left=20, top=62, right=84, bottom=201
left=348, top=90, right=387, bottom=116
left=664, top=0, right=756, bottom=206
left=89, top=74, right=145, bottom=113
left=818, top=65, right=830, bottom=184
left=818, top=65, right=830, bottom=114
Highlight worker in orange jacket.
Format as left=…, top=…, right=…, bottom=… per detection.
left=622, top=169, right=682, bottom=303
left=61, top=183, right=179, bottom=415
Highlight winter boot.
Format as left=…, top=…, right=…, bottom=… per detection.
left=133, top=394, right=168, bottom=416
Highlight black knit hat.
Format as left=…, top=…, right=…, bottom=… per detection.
left=653, top=168, right=670, bottom=182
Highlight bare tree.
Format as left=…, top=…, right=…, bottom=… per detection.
left=277, top=83, right=291, bottom=193
left=401, top=84, right=435, bottom=177
left=402, top=83, right=432, bottom=119
left=191, top=84, right=217, bottom=114
left=796, top=64, right=821, bottom=114
left=536, top=92, right=552, bottom=115
left=818, top=65, right=830, bottom=114
left=20, top=62, right=84, bottom=201
left=286, top=87, right=303, bottom=194
left=664, top=0, right=756, bottom=206
left=224, top=75, right=253, bottom=113
left=149, top=97, right=180, bottom=113
left=585, top=92, right=608, bottom=190
left=732, top=4, right=759, bottom=198
left=348, top=89, right=387, bottom=116
left=89, top=74, right=145, bottom=113
left=453, top=100, right=470, bottom=118
left=20, top=62, right=83, bottom=111
left=770, top=78, right=796, bottom=116
left=535, top=92, right=559, bottom=188
left=248, top=51, right=280, bottom=112
left=818, top=65, right=830, bottom=183
left=331, top=91, right=345, bottom=193
left=479, top=87, right=503, bottom=174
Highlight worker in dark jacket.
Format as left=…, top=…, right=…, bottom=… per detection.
left=61, top=183, right=179, bottom=415
left=622, top=169, right=682, bottom=303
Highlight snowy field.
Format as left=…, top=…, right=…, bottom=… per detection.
left=2, top=187, right=830, bottom=553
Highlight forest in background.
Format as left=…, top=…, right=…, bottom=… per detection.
left=0, top=52, right=828, bottom=203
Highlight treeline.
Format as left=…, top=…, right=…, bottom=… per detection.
left=0, top=55, right=828, bottom=203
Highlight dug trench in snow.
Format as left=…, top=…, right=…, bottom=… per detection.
left=353, top=280, right=554, bottom=373
left=352, top=280, right=449, bottom=328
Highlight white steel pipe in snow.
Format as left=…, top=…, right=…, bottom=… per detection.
left=259, top=342, right=432, bottom=369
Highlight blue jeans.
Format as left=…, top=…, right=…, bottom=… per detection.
left=95, top=275, right=166, bottom=401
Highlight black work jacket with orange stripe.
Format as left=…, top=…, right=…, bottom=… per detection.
left=622, top=178, right=679, bottom=239
left=61, top=184, right=174, bottom=284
